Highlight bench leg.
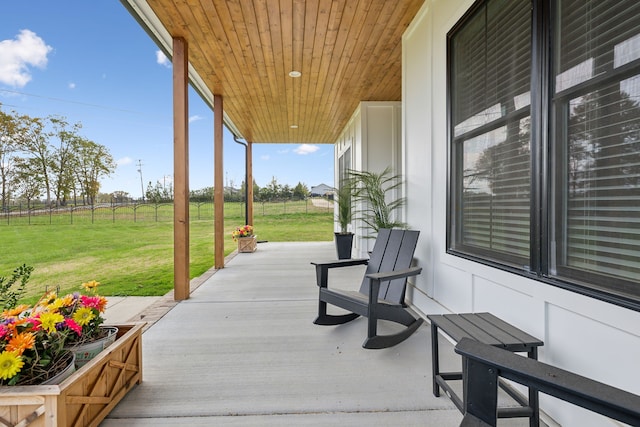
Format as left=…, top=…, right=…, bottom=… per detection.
left=431, top=322, right=441, bottom=397
left=528, top=347, right=540, bottom=427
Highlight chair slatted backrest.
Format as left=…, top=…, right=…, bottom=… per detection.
left=358, top=229, right=420, bottom=304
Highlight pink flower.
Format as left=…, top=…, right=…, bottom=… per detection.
left=80, top=295, right=102, bottom=310
left=65, top=318, right=82, bottom=335
left=27, top=316, right=42, bottom=331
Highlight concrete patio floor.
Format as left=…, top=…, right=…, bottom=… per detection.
left=101, top=241, right=531, bottom=426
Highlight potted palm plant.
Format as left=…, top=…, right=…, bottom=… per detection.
left=350, top=166, right=407, bottom=235
left=334, top=178, right=355, bottom=259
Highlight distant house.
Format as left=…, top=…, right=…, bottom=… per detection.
left=309, top=184, right=333, bottom=197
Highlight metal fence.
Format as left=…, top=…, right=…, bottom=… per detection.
left=0, top=198, right=333, bottom=226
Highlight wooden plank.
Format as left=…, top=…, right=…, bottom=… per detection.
left=0, top=396, right=45, bottom=405
left=290, top=0, right=305, bottom=136
left=66, top=396, right=111, bottom=405
left=44, top=396, right=57, bottom=427
left=238, top=0, right=270, bottom=142
left=211, top=0, right=264, bottom=126
left=280, top=0, right=295, bottom=129
left=234, top=1, right=271, bottom=141
left=14, top=404, right=45, bottom=427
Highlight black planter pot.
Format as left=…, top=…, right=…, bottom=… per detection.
left=334, top=232, right=354, bottom=259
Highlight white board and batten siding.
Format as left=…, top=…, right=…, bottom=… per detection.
left=335, top=101, right=402, bottom=258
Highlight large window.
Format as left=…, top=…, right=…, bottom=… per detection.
left=448, top=0, right=640, bottom=306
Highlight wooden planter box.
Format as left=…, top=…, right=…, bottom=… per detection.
left=0, top=323, right=143, bottom=427
left=237, top=235, right=257, bottom=252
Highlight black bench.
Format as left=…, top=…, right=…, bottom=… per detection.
left=456, top=338, right=640, bottom=427
left=427, top=312, right=543, bottom=427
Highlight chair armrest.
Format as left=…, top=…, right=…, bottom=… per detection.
left=311, top=258, right=369, bottom=288
left=365, top=266, right=422, bottom=282
left=365, top=267, right=422, bottom=308
left=311, top=258, right=369, bottom=269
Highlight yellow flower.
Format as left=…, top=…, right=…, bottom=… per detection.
left=42, top=291, right=58, bottom=303
left=0, top=351, right=24, bottom=380
left=50, top=298, right=65, bottom=310
left=39, top=312, right=64, bottom=333
left=72, top=307, right=96, bottom=326
left=82, top=280, right=100, bottom=292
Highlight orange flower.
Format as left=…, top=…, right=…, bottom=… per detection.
left=58, top=294, right=75, bottom=308
left=1, top=305, right=30, bottom=318
left=6, top=332, right=35, bottom=356
left=96, top=296, right=108, bottom=312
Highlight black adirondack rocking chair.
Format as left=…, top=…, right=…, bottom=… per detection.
left=311, top=228, right=423, bottom=349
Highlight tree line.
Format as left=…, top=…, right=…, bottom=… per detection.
left=188, top=177, right=311, bottom=203
left=104, top=174, right=312, bottom=205
left=0, top=105, right=115, bottom=209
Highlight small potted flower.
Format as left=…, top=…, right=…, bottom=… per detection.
left=232, top=225, right=257, bottom=253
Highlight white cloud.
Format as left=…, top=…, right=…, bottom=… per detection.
left=117, top=156, right=133, bottom=166
left=68, top=82, right=76, bottom=89
left=294, top=144, right=319, bottom=155
left=156, top=50, right=171, bottom=68
left=0, top=29, right=52, bottom=87
left=189, top=114, right=203, bottom=123
left=260, top=155, right=270, bottom=161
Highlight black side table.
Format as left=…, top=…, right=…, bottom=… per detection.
left=428, top=312, right=544, bottom=427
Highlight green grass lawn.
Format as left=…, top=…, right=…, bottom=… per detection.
left=0, top=201, right=333, bottom=302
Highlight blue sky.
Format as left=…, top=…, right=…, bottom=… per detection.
left=0, top=2, right=334, bottom=199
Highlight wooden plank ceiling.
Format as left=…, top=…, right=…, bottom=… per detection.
left=127, top=0, right=424, bottom=144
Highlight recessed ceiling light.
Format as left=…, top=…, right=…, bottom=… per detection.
left=288, top=71, right=301, bottom=78
left=290, top=125, right=298, bottom=129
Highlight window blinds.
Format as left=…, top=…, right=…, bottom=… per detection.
left=451, top=0, right=532, bottom=263
left=554, top=0, right=640, bottom=290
